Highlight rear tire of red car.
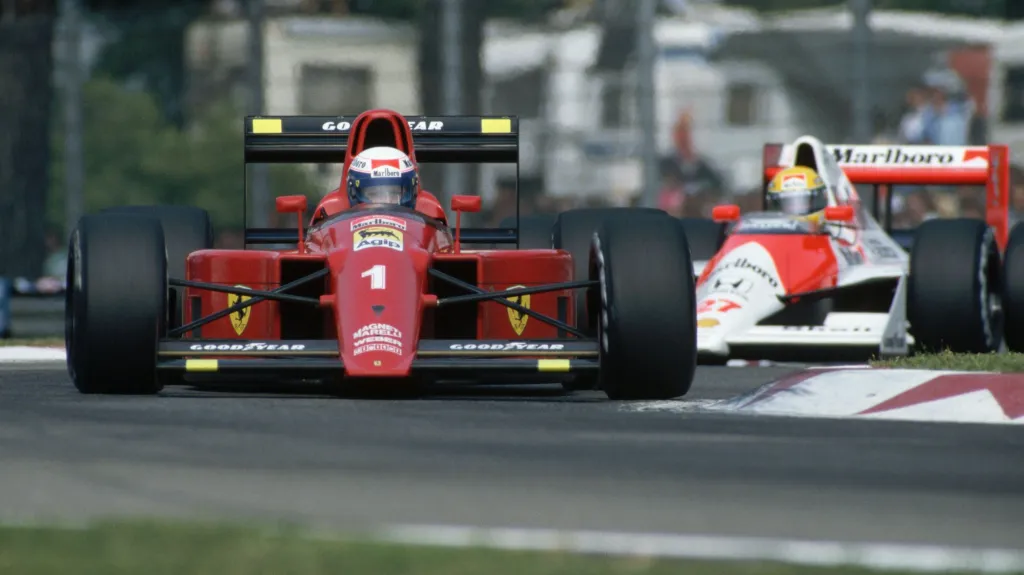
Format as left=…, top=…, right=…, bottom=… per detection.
left=1001, top=222, right=1024, bottom=352
left=908, top=218, right=1003, bottom=354
left=65, top=214, right=167, bottom=394
left=101, top=205, right=213, bottom=332
left=591, top=214, right=697, bottom=400
left=500, top=214, right=556, bottom=249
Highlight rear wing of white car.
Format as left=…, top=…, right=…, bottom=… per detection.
left=761, top=142, right=1012, bottom=251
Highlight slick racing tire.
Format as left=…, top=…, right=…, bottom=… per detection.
left=908, top=218, right=1002, bottom=354
left=102, top=205, right=214, bottom=331
left=1001, top=223, right=1024, bottom=352
left=592, top=214, right=697, bottom=400
left=499, top=214, right=556, bottom=249
left=678, top=217, right=727, bottom=262
left=553, top=207, right=667, bottom=335
left=65, top=214, right=167, bottom=394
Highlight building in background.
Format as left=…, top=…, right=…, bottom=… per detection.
left=99, top=0, right=1024, bottom=212
left=482, top=2, right=1012, bottom=211
left=990, top=21, right=1024, bottom=166
left=185, top=6, right=420, bottom=189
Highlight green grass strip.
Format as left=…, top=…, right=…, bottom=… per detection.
left=0, top=520, right=1011, bottom=575
left=871, top=350, right=1024, bottom=372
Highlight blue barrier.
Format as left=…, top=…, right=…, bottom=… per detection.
left=0, top=277, right=10, bottom=338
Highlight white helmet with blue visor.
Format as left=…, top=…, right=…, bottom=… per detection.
left=346, top=146, right=420, bottom=209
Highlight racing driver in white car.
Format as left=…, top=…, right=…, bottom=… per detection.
left=766, top=166, right=857, bottom=245
left=765, top=166, right=831, bottom=221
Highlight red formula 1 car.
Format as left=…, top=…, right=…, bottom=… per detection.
left=64, top=109, right=698, bottom=399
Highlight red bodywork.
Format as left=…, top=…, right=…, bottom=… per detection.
left=182, top=109, right=575, bottom=379
left=696, top=234, right=841, bottom=296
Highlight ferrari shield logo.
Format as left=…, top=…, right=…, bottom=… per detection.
left=506, top=285, right=530, bottom=336
left=227, top=285, right=252, bottom=335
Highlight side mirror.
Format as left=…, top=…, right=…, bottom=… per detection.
left=824, top=205, right=855, bottom=223
left=276, top=195, right=308, bottom=214
left=449, top=195, right=481, bottom=254
left=450, top=195, right=482, bottom=213
left=275, top=195, right=308, bottom=251
left=712, top=204, right=741, bottom=223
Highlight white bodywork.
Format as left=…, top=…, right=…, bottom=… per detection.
left=694, top=135, right=913, bottom=360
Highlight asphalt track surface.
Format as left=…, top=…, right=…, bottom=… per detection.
left=2, top=362, right=1023, bottom=549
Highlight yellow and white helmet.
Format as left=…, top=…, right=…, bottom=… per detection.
left=766, top=166, right=830, bottom=217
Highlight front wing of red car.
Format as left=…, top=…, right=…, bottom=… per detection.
left=156, top=338, right=599, bottom=380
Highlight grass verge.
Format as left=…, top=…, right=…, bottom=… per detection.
left=871, top=349, right=1024, bottom=372
left=0, top=337, right=63, bottom=348
left=0, top=520, right=1001, bottom=575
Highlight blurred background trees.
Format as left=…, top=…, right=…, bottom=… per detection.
left=46, top=78, right=319, bottom=232
left=0, top=1, right=56, bottom=279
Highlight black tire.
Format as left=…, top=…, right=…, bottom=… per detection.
left=101, top=205, right=213, bottom=331
left=499, top=214, right=556, bottom=249
left=678, top=217, right=726, bottom=262
left=1002, top=223, right=1024, bottom=351
left=908, top=218, right=1002, bottom=353
left=591, top=215, right=697, bottom=399
left=65, top=214, right=167, bottom=394
left=553, top=207, right=667, bottom=334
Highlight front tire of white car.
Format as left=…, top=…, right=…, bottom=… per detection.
left=908, top=218, right=1003, bottom=354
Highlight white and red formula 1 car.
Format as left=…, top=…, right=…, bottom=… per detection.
left=687, top=135, right=1010, bottom=364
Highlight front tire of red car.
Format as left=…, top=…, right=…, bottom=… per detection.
left=591, top=214, right=697, bottom=400
left=102, top=205, right=213, bottom=332
left=65, top=214, right=167, bottom=395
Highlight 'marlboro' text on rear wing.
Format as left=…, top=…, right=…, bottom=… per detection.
left=762, top=143, right=1011, bottom=249
left=243, top=114, right=520, bottom=246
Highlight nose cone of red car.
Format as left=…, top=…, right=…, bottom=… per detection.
left=327, top=214, right=431, bottom=377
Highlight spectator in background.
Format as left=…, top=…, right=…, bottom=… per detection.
left=956, top=186, right=986, bottom=215
left=901, top=189, right=939, bottom=227
left=661, top=111, right=725, bottom=206
left=480, top=178, right=554, bottom=227
left=890, top=83, right=933, bottom=219
left=923, top=69, right=972, bottom=147
left=934, top=191, right=962, bottom=219
left=898, top=83, right=931, bottom=144
left=960, top=196, right=985, bottom=220
left=482, top=179, right=519, bottom=227
left=657, top=165, right=686, bottom=217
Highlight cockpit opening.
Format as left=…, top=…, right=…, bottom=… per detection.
left=362, top=118, right=401, bottom=150
left=795, top=142, right=818, bottom=172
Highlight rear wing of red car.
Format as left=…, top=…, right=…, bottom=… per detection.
left=761, top=143, right=1011, bottom=250
left=243, top=115, right=520, bottom=245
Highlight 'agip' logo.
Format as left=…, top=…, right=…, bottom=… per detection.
left=353, top=226, right=404, bottom=252
left=506, top=285, right=530, bottom=336
left=227, top=285, right=252, bottom=335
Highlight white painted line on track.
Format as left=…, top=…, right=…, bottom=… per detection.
left=0, top=347, right=66, bottom=362
left=377, top=524, right=1024, bottom=573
